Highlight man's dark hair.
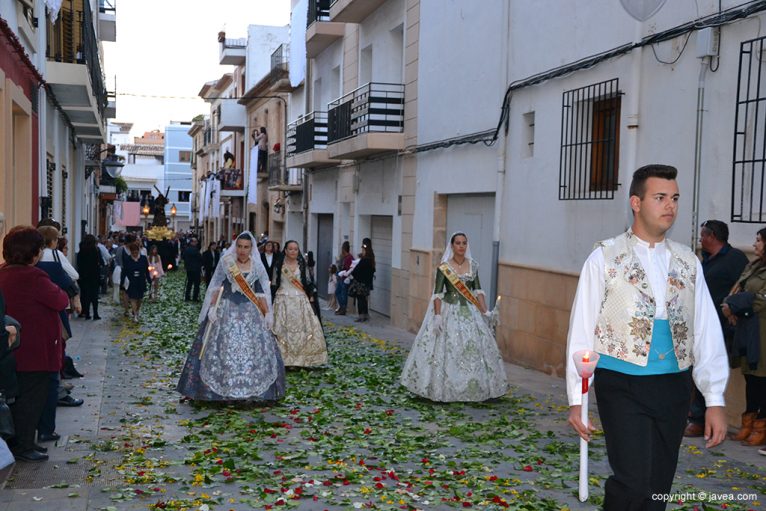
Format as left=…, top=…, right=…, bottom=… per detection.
left=37, top=218, right=61, bottom=231
left=3, top=226, right=44, bottom=265
left=701, top=220, right=729, bottom=243
left=629, top=164, right=678, bottom=199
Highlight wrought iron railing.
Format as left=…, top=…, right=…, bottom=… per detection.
left=327, top=82, right=404, bottom=144
left=46, top=0, right=108, bottom=120
left=99, top=0, right=115, bottom=13
left=221, top=37, right=247, bottom=49
left=559, top=78, right=621, bottom=200
left=308, top=0, right=331, bottom=26
left=287, top=112, right=328, bottom=155
left=270, top=44, right=289, bottom=85
left=268, top=153, right=302, bottom=189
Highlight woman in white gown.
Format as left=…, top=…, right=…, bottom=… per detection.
left=400, top=232, right=509, bottom=402
left=176, top=232, right=285, bottom=402
left=272, top=240, right=328, bottom=367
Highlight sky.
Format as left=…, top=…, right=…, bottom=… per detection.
left=103, top=0, right=291, bottom=137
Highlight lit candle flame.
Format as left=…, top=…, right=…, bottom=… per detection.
left=583, top=351, right=590, bottom=363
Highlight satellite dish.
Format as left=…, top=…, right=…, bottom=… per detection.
left=619, top=0, right=667, bottom=21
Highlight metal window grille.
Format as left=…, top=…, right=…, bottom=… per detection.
left=731, top=35, right=766, bottom=223
left=559, top=78, right=621, bottom=200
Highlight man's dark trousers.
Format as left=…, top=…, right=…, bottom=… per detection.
left=185, top=271, right=201, bottom=301
left=595, top=368, right=692, bottom=511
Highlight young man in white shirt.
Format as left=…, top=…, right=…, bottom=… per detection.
left=566, top=164, right=728, bottom=510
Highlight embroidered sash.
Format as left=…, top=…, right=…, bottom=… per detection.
left=438, top=263, right=482, bottom=309
left=227, top=259, right=267, bottom=316
left=282, top=266, right=305, bottom=294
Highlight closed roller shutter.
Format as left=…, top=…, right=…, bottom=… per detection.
left=369, top=215, right=392, bottom=316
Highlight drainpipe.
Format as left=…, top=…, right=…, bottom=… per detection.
left=489, top=0, right=511, bottom=308
left=691, top=56, right=709, bottom=250
left=624, top=21, right=643, bottom=226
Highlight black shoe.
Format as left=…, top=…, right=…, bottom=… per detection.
left=62, top=357, right=83, bottom=378
left=33, top=444, right=48, bottom=453
left=15, top=449, right=48, bottom=462
left=37, top=432, right=61, bottom=442
left=93, top=315, right=101, bottom=320
left=57, top=395, right=84, bottom=407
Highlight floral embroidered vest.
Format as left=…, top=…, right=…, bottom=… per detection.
left=594, top=230, right=697, bottom=368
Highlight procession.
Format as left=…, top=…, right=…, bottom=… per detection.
left=3, top=0, right=766, bottom=510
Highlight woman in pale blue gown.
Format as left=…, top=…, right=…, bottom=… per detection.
left=400, top=232, right=509, bottom=402
left=177, top=232, right=285, bottom=402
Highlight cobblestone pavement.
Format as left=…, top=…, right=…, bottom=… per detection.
left=1, top=272, right=765, bottom=511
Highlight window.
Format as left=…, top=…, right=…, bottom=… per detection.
left=178, top=191, right=191, bottom=202
left=178, top=150, right=191, bottom=163
left=559, top=78, right=621, bottom=200
left=732, top=35, right=766, bottom=223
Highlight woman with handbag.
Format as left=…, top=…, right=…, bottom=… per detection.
left=177, top=232, right=285, bottom=402
left=0, top=226, right=69, bottom=462
left=272, top=241, right=327, bottom=367
left=722, top=227, right=766, bottom=447
left=400, top=232, right=508, bottom=402
left=350, top=242, right=375, bottom=323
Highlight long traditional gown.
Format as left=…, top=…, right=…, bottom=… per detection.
left=400, top=260, right=509, bottom=402
left=177, top=268, right=285, bottom=401
left=272, top=266, right=328, bottom=367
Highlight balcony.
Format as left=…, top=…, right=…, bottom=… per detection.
left=98, top=0, right=116, bottom=42
left=268, top=153, right=303, bottom=192
left=270, top=44, right=292, bottom=92
left=219, top=37, right=246, bottom=65
left=329, top=0, right=386, bottom=23
left=286, top=112, right=338, bottom=168
left=46, top=0, right=108, bottom=142
left=326, top=82, right=404, bottom=159
left=217, top=101, right=246, bottom=132
left=306, top=0, right=345, bottom=58
left=105, top=90, right=116, bottom=119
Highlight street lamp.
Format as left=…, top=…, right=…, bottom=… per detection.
left=102, top=152, right=125, bottom=179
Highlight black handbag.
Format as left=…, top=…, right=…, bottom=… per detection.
left=348, top=280, right=369, bottom=298
left=0, top=393, right=14, bottom=440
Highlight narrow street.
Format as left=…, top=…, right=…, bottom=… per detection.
left=1, top=272, right=764, bottom=511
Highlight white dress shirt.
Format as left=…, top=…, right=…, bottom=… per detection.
left=566, top=236, right=729, bottom=407
left=40, top=247, right=79, bottom=281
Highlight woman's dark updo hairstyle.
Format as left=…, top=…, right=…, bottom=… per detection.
left=274, top=240, right=315, bottom=297
left=450, top=232, right=467, bottom=245
left=361, top=237, right=376, bottom=271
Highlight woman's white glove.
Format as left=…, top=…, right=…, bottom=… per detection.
left=432, top=314, right=443, bottom=335
left=264, top=311, right=274, bottom=330
left=207, top=306, right=218, bottom=323
left=484, top=309, right=499, bottom=328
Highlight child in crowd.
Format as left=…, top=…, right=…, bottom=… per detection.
left=327, top=264, right=338, bottom=311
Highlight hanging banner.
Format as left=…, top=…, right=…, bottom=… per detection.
left=46, top=0, right=63, bottom=23
left=247, top=145, right=259, bottom=206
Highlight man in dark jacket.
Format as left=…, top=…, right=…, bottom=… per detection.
left=685, top=220, right=749, bottom=437
left=182, top=238, right=203, bottom=301
left=201, top=242, right=219, bottom=287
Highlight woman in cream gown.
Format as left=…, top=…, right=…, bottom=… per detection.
left=400, top=232, right=509, bottom=402
left=272, top=240, right=328, bottom=367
